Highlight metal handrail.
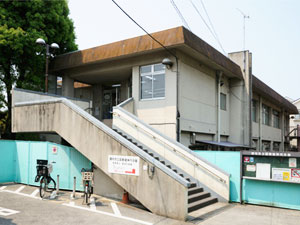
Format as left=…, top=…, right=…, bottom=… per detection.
left=113, top=107, right=229, bottom=183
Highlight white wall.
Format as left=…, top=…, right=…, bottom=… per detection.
left=132, top=56, right=177, bottom=140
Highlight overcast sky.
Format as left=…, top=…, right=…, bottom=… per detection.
left=68, top=0, right=300, bottom=100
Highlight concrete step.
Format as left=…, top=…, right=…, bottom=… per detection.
left=188, top=197, right=218, bottom=213
left=188, top=192, right=211, bottom=204
left=188, top=187, right=204, bottom=196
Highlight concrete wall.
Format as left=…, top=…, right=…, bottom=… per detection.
left=12, top=100, right=189, bottom=220
left=178, top=54, right=216, bottom=137
left=132, top=55, right=177, bottom=140
left=252, top=93, right=286, bottom=151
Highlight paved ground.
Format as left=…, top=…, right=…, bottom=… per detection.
left=0, top=183, right=300, bottom=225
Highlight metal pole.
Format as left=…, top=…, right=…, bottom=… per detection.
left=297, top=125, right=300, bottom=152
left=45, top=44, right=49, bottom=93
left=72, top=176, right=76, bottom=198
left=56, top=175, right=59, bottom=194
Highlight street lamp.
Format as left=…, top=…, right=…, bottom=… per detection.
left=36, top=38, right=59, bottom=93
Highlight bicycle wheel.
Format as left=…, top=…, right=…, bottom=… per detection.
left=48, top=177, right=56, bottom=191
left=40, top=177, right=47, bottom=198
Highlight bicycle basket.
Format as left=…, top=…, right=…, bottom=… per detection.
left=81, top=172, right=93, bottom=181
left=36, top=165, right=48, bottom=176
left=37, top=159, right=48, bottom=165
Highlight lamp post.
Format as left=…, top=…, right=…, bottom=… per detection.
left=36, top=38, right=59, bottom=93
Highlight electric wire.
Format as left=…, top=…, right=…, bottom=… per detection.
left=111, top=0, right=177, bottom=59
left=170, top=0, right=191, bottom=31
left=189, top=0, right=226, bottom=55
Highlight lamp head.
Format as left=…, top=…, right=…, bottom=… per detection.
left=36, top=38, right=46, bottom=45
left=50, top=43, right=59, bottom=49
left=162, top=58, right=173, bottom=69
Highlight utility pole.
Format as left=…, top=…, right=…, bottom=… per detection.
left=237, top=8, right=250, bottom=51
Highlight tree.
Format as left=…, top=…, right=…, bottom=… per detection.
left=0, top=0, right=77, bottom=139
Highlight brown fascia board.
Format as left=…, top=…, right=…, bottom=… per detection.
left=50, top=26, right=243, bottom=79
left=252, top=75, right=298, bottom=114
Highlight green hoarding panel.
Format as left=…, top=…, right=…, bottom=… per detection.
left=195, top=151, right=241, bottom=202
left=0, top=140, right=16, bottom=183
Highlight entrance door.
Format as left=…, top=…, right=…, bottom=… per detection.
left=102, top=85, right=120, bottom=119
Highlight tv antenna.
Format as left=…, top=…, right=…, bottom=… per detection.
left=237, top=8, right=250, bottom=51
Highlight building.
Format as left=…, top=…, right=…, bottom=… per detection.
left=289, top=98, right=300, bottom=150
left=47, top=26, right=297, bottom=151
left=11, top=26, right=298, bottom=220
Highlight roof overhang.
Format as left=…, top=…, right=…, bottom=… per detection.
left=49, top=26, right=243, bottom=79
left=252, top=75, right=298, bottom=114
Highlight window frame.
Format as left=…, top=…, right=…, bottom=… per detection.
left=252, top=100, right=257, bottom=122
left=220, top=93, right=227, bottom=111
left=262, top=104, right=270, bottom=126
left=272, top=109, right=280, bottom=128
left=140, top=63, right=166, bottom=101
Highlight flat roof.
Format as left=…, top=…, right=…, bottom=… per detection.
left=252, top=75, right=298, bottom=114
left=50, top=26, right=243, bottom=79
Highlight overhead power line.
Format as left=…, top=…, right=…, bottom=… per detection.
left=170, top=0, right=191, bottom=31
left=111, top=0, right=177, bottom=59
left=189, top=0, right=226, bottom=55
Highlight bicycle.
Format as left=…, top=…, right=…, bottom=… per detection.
left=81, top=168, right=93, bottom=205
left=35, top=159, right=56, bottom=199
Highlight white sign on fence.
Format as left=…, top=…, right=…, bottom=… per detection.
left=108, top=155, right=140, bottom=176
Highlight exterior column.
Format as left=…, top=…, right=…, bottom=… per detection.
left=258, top=96, right=262, bottom=151
left=92, top=84, right=103, bottom=121
left=280, top=109, right=285, bottom=151
left=62, top=75, right=74, bottom=98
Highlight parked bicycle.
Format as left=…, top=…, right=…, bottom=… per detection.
left=81, top=168, right=93, bottom=204
left=35, top=159, right=56, bottom=198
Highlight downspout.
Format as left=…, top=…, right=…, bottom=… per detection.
left=248, top=53, right=253, bottom=148
left=176, top=57, right=180, bottom=142
left=217, top=71, right=223, bottom=143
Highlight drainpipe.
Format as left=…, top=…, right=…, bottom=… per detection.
left=175, top=57, right=180, bottom=142
left=297, top=124, right=300, bottom=152
left=216, top=71, right=223, bottom=143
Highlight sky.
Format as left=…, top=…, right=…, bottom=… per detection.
left=68, top=0, right=300, bottom=100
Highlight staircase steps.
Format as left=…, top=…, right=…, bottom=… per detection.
left=113, top=128, right=218, bottom=213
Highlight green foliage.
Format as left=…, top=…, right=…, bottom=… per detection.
left=0, top=0, right=77, bottom=139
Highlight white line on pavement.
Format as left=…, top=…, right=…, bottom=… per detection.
left=2, top=189, right=41, bottom=200
left=15, top=186, right=25, bottom=193
left=30, top=189, right=39, bottom=197
left=0, top=207, right=20, bottom=216
left=111, top=202, right=121, bottom=216
left=90, top=198, right=96, bottom=211
left=62, top=202, right=153, bottom=225
left=0, top=186, right=7, bottom=191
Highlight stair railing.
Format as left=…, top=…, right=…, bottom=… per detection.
left=113, top=99, right=230, bottom=200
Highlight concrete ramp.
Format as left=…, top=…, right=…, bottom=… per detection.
left=12, top=98, right=192, bottom=220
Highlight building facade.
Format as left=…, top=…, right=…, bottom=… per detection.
left=48, top=26, right=297, bottom=151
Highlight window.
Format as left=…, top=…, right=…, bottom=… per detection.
left=273, top=110, right=280, bottom=128
left=220, top=93, right=226, bottom=110
left=262, top=104, right=270, bottom=125
left=140, top=64, right=165, bottom=100
left=273, top=142, right=280, bottom=151
left=252, top=100, right=257, bottom=122
left=262, top=141, right=271, bottom=151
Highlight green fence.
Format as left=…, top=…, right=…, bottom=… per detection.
left=195, top=151, right=241, bottom=202
left=0, top=140, right=91, bottom=191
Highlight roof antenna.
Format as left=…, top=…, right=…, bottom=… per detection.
left=237, top=8, right=250, bottom=51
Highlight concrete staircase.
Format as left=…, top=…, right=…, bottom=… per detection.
left=114, top=129, right=218, bottom=213
left=11, top=89, right=229, bottom=220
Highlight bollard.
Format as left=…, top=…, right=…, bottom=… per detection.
left=71, top=176, right=76, bottom=199
left=56, top=175, right=59, bottom=194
